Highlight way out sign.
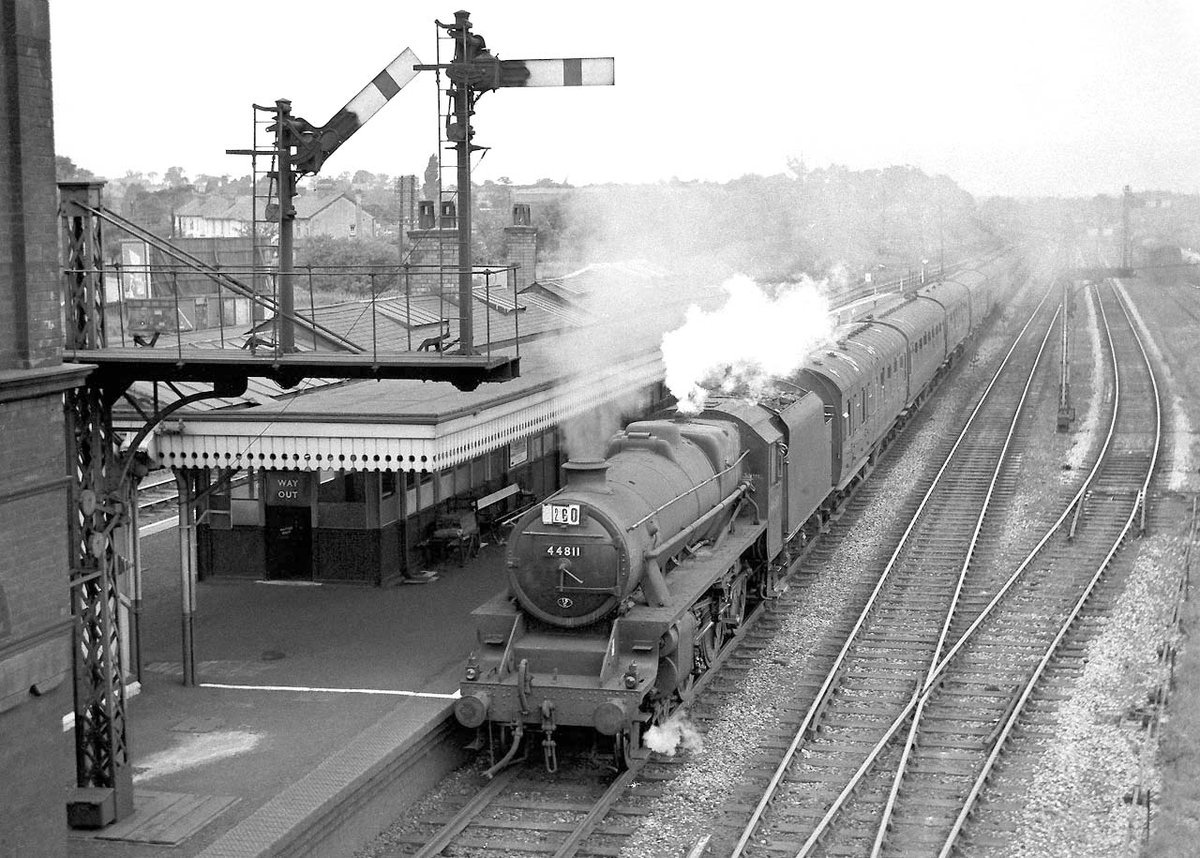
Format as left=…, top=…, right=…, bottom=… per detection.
left=266, top=473, right=311, bottom=506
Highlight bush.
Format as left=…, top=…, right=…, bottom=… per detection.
left=296, top=235, right=401, bottom=296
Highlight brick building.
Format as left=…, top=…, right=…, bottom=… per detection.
left=0, top=2, right=91, bottom=855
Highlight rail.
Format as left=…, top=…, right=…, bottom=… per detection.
left=729, top=285, right=1061, bottom=858
left=738, top=277, right=1161, bottom=857
left=937, top=281, right=1162, bottom=854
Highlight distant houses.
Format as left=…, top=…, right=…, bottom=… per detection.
left=174, top=192, right=377, bottom=240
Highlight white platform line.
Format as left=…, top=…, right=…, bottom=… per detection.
left=199, top=682, right=461, bottom=699
left=63, top=681, right=141, bottom=731
left=139, top=517, right=178, bottom=537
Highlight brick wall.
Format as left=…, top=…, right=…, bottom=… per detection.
left=405, top=227, right=460, bottom=295
left=0, top=0, right=61, bottom=370
left=505, top=224, right=537, bottom=294
left=0, top=3, right=82, bottom=855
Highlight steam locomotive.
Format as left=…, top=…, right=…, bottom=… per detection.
left=454, top=253, right=1021, bottom=772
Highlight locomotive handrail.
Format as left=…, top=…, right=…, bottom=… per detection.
left=626, top=450, right=750, bottom=531
left=639, top=480, right=755, bottom=607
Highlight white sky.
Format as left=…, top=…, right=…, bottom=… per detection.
left=48, top=1, right=1200, bottom=198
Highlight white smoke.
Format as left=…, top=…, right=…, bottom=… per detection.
left=661, top=274, right=833, bottom=414
left=643, top=711, right=704, bottom=756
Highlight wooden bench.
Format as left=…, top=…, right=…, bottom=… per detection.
left=476, top=484, right=540, bottom=544
left=475, top=484, right=520, bottom=542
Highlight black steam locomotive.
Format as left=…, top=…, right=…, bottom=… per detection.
left=454, top=253, right=1020, bottom=771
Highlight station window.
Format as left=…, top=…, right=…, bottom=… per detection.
left=381, top=472, right=396, bottom=498
left=231, top=474, right=260, bottom=500
left=230, top=472, right=261, bottom=527
left=318, top=470, right=366, bottom=502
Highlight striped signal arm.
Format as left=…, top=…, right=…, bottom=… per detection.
left=291, top=47, right=422, bottom=175
left=493, top=57, right=615, bottom=88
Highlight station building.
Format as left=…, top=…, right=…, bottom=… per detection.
left=135, top=218, right=716, bottom=586
left=158, top=332, right=675, bottom=585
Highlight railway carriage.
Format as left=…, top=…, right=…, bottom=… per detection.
left=919, top=279, right=973, bottom=362
left=454, top=252, right=1021, bottom=771
left=795, top=322, right=908, bottom=491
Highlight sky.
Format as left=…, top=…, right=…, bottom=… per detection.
left=48, top=0, right=1200, bottom=199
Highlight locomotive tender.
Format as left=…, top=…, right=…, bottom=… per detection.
left=455, top=253, right=1019, bottom=771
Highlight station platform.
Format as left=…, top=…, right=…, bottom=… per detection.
left=68, top=523, right=505, bottom=858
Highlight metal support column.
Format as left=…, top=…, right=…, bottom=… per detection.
left=275, top=99, right=297, bottom=353
left=61, top=182, right=135, bottom=825
left=447, top=11, right=477, bottom=355
left=175, top=470, right=199, bottom=686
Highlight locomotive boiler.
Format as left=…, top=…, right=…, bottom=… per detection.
left=507, top=420, right=745, bottom=628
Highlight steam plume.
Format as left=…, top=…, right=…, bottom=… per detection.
left=662, top=274, right=833, bottom=413
left=644, top=711, right=704, bottom=756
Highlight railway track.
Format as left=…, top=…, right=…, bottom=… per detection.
left=714, top=278, right=1161, bottom=857
left=133, top=469, right=249, bottom=530
left=367, top=287, right=1055, bottom=857
left=136, top=469, right=178, bottom=514
left=378, top=589, right=776, bottom=858
left=367, top=275, right=1164, bottom=858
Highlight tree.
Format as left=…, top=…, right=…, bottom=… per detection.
left=56, top=155, right=96, bottom=181
left=296, top=235, right=401, bottom=296
left=422, top=155, right=439, bottom=201
left=164, top=166, right=190, bottom=188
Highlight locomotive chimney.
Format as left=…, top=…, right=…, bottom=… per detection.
left=562, top=459, right=609, bottom=493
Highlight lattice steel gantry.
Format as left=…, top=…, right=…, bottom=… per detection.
left=61, top=182, right=135, bottom=826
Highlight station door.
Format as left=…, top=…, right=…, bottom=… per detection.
left=265, top=506, right=313, bottom=580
